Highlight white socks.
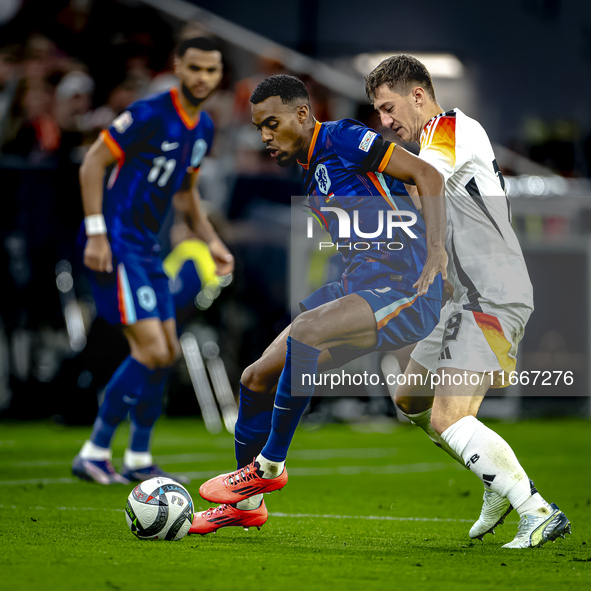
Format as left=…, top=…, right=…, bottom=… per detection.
left=234, top=455, right=282, bottom=511
left=236, top=494, right=263, bottom=511
left=399, top=407, right=465, bottom=467
left=79, top=441, right=153, bottom=471
left=517, top=493, right=551, bottom=516
left=441, top=416, right=549, bottom=516
left=256, top=454, right=285, bottom=479
left=79, top=440, right=111, bottom=461
left=123, top=450, right=153, bottom=470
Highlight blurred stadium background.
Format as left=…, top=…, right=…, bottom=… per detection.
left=1, top=0, right=590, bottom=431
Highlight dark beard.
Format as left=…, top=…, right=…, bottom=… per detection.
left=181, top=83, right=207, bottom=107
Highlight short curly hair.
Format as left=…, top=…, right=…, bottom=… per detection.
left=365, top=54, right=436, bottom=102
left=250, top=75, right=310, bottom=106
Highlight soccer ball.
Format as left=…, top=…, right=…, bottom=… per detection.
left=125, top=477, right=194, bottom=541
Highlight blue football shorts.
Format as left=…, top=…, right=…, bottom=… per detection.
left=300, top=280, right=440, bottom=365
left=88, top=249, right=175, bottom=326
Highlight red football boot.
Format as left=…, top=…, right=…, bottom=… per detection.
left=188, top=501, right=268, bottom=535
left=199, top=459, right=288, bottom=504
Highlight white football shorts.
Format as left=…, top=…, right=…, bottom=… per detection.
left=410, top=300, right=532, bottom=389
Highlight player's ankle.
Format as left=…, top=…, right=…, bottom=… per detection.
left=515, top=492, right=552, bottom=517
left=235, top=494, right=264, bottom=511
left=80, top=440, right=112, bottom=461
left=256, top=454, right=285, bottom=479
left=123, top=449, right=153, bottom=470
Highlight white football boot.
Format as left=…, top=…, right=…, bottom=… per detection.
left=470, top=479, right=538, bottom=540
left=469, top=488, right=513, bottom=540
left=502, top=503, right=571, bottom=548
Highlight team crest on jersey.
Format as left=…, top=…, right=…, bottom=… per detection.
left=137, top=286, right=157, bottom=312
left=191, top=139, right=208, bottom=168
left=358, top=130, right=377, bottom=152
left=112, top=111, right=133, bottom=133
left=315, top=164, right=331, bottom=195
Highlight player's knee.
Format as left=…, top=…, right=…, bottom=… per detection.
left=393, top=391, right=413, bottom=414
left=394, top=390, right=433, bottom=415
left=289, top=312, right=322, bottom=348
left=148, top=350, right=173, bottom=369
left=135, top=341, right=173, bottom=369
left=393, top=368, right=432, bottom=411
left=240, top=364, right=256, bottom=390
left=240, top=363, right=273, bottom=395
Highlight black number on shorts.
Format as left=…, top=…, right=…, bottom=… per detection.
left=444, top=313, right=463, bottom=342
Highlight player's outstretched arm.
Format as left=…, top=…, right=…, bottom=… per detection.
left=79, top=138, right=116, bottom=273
left=382, top=147, right=447, bottom=295
left=173, top=172, right=234, bottom=276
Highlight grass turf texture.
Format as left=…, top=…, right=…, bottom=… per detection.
left=0, top=417, right=589, bottom=591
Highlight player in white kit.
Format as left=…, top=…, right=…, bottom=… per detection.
left=365, top=54, right=570, bottom=548
left=413, top=107, right=533, bottom=386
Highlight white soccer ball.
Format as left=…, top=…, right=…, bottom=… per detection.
left=125, top=477, right=194, bottom=541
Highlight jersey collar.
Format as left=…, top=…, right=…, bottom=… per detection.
left=421, top=109, right=457, bottom=138
left=298, top=120, right=322, bottom=170
left=170, top=87, right=200, bottom=130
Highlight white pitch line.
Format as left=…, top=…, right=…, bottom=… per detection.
left=0, top=504, right=123, bottom=512
left=270, top=512, right=475, bottom=523
left=0, top=477, right=80, bottom=486
left=7, top=460, right=79, bottom=468
left=0, top=462, right=453, bottom=486
left=6, top=447, right=400, bottom=468
left=6, top=454, right=228, bottom=468
left=291, top=448, right=398, bottom=460
left=0, top=504, right=476, bottom=524
left=285, top=462, right=449, bottom=477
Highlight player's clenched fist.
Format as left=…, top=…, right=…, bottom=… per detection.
left=84, top=234, right=113, bottom=273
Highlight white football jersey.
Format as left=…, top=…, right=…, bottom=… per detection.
left=419, top=108, right=533, bottom=310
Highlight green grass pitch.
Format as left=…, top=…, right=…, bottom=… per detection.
left=1, top=416, right=590, bottom=590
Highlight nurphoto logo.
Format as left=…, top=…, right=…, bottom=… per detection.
left=304, top=205, right=419, bottom=251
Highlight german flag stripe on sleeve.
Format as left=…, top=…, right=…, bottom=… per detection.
left=420, top=114, right=456, bottom=169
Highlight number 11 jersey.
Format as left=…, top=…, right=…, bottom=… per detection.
left=100, top=87, right=214, bottom=256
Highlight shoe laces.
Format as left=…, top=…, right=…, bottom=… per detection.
left=514, top=515, right=532, bottom=540
left=204, top=504, right=229, bottom=518
left=224, top=461, right=258, bottom=487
